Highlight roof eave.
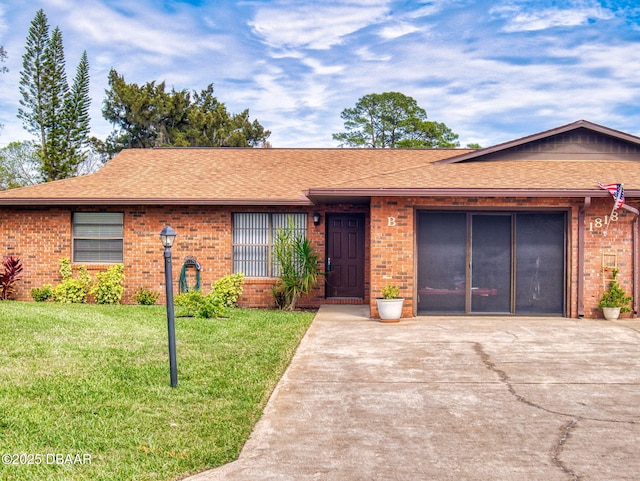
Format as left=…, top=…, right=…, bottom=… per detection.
left=306, top=187, right=640, bottom=201
left=0, top=197, right=313, bottom=206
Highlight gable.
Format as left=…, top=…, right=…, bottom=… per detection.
left=470, top=128, right=640, bottom=162
left=438, top=120, right=640, bottom=164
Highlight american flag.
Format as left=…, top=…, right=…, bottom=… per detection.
left=598, top=182, right=625, bottom=210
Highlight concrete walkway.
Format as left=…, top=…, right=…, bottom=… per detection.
left=184, top=305, right=640, bottom=481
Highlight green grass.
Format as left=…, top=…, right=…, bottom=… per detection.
left=0, top=302, right=315, bottom=481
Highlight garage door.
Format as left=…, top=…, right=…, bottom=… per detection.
left=417, top=212, right=566, bottom=315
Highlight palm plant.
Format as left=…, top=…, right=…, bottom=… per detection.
left=272, top=220, right=321, bottom=310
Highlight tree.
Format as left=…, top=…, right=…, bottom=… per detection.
left=332, top=92, right=459, bottom=148
left=18, top=9, right=91, bottom=181
left=0, top=44, right=7, bottom=131
left=0, top=141, right=41, bottom=189
left=102, top=70, right=271, bottom=154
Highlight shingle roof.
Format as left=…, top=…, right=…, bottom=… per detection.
left=0, top=148, right=468, bottom=205
left=1, top=120, right=640, bottom=206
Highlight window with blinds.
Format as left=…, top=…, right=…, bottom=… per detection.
left=72, top=212, right=124, bottom=263
left=232, top=213, right=307, bottom=277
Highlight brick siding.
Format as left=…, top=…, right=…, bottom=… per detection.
left=2, top=196, right=636, bottom=319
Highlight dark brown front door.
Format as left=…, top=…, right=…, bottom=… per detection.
left=326, top=214, right=365, bottom=298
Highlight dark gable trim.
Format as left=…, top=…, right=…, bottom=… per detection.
left=436, top=120, right=640, bottom=164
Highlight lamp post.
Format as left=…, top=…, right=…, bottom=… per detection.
left=160, top=225, right=178, bottom=388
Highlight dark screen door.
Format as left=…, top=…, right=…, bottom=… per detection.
left=418, top=211, right=565, bottom=315
left=471, top=215, right=512, bottom=313
left=326, top=214, right=365, bottom=298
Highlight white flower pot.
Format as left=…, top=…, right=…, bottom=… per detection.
left=602, top=307, right=621, bottom=321
left=376, top=298, right=404, bottom=322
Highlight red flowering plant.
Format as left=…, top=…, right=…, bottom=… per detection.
left=0, top=256, right=23, bottom=300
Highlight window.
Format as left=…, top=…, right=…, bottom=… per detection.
left=233, top=213, right=307, bottom=277
left=73, top=212, right=124, bottom=263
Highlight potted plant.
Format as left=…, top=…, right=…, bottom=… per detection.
left=376, top=283, right=404, bottom=322
left=598, top=269, right=633, bottom=320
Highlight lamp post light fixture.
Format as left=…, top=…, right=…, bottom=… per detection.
left=160, top=225, right=178, bottom=388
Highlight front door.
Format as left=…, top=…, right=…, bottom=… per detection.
left=326, top=214, right=365, bottom=298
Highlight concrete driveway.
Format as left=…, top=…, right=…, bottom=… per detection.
left=185, top=305, right=640, bottom=481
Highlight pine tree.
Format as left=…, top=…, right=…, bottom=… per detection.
left=18, top=9, right=91, bottom=181
left=18, top=9, right=50, bottom=142
left=64, top=51, right=91, bottom=172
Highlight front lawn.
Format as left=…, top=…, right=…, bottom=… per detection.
left=0, top=302, right=315, bottom=481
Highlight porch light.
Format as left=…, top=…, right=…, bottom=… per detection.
left=160, top=225, right=178, bottom=388
left=313, top=212, right=321, bottom=226
left=160, top=225, right=177, bottom=248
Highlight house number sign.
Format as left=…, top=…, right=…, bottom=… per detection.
left=387, top=216, right=396, bottom=226
left=589, top=212, right=619, bottom=233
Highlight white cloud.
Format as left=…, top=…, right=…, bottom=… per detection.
left=378, top=22, right=420, bottom=40
left=249, top=1, right=390, bottom=49
left=492, top=4, right=615, bottom=32
left=301, top=57, right=345, bottom=75
left=69, top=3, right=223, bottom=58
left=354, top=46, right=391, bottom=62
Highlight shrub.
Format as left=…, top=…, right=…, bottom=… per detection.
left=0, top=256, right=23, bottom=300
left=599, top=268, right=633, bottom=313
left=381, top=284, right=400, bottom=299
left=197, top=294, right=226, bottom=319
left=92, top=264, right=125, bottom=305
left=52, top=258, right=92, bottom=303
left=175, top=291, right=202, bottom=317
left=77, top=265, right=94, bottom=295
left=54, top=278, right=88, bottom=303
left=59, top=257, right=73, bottom=280
left=175, top=290, right=226, bottom=318
left=133, top=286, right=160, bottom=305
left=213, top=273, right=245, bottom=307
left=31, top=284, right=54, bottom=302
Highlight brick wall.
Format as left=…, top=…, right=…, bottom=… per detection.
left=0, top=204, right=368, bottom=309
left=2, top=196, right=637, bottom=319
left=582, top=198, right=636, bottom=318
left=369, top=196, right=637, bottom=319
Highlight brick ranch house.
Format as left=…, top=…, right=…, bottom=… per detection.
left=2, top=119, right=640, bottom=319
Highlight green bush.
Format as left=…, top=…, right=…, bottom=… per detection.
left=59, top=257, right=73, bottom=280
left=381, top=283, right=400, bottom=299
left=599, top=268, right=633, bottom=313
left=175, top=290, right=227, bottom=318
left=133, top=286, right=160, bottom=305
left=213, top=273, right=245, bottom=307
left=52, top=258, right=92, bottom=303
left=92, top=264, right=125, bottom=305
left=197, top=294, right=226, bottom=319
left=175, top=291, right=202, bottom=317
left=77, top=265, right=93, bottom=295
left=54, top=278, right=88, bottom=303
left=30, top=284, right=53, bottom=302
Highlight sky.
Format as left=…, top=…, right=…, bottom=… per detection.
left=0, top=0, right=640, bottom=149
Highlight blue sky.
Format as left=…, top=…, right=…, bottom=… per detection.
left=0, top=0, right=639, bottom=148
